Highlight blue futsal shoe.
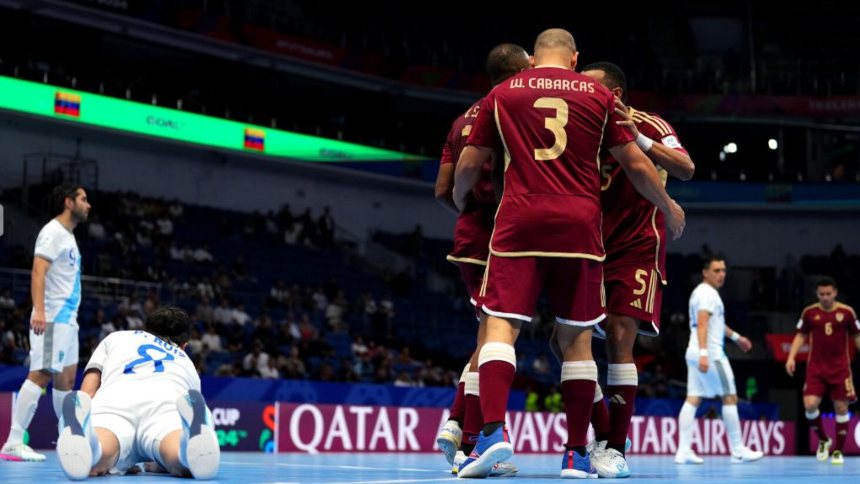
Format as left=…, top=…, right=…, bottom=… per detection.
left=560, top=448, right=598, bottom=479
left=457, top=426, right=513, bottom=479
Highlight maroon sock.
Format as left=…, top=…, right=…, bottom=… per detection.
left=449, top=382, right=466, bottom=424
left=809, top=414, right=828, bottom=442
left=562, top=379, right=596, bottom=448
left=835, top=420, right=849, bottom=452
left=462, top=394, right=483, bottom=451
left=479, top=361, right=515, bottom=425
left=591, top=397, right=610, bottom=442
left=607, top=385, right=637, bottom=452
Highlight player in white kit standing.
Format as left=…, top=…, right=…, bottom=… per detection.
left=675, top=255, right=763, bottom=464
left=1, top=185, right=90, bottom=462
left=56, top=306, right=220, bottom=480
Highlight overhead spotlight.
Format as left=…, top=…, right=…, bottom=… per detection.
left=768, top=139, right=778, bottom=150
left=725, top=142, right=738, bottom=154
left=719, top=151, right=726, bottom=161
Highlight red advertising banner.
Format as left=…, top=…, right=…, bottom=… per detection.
left=766, top=334, right=809, bottom=362
left=0, top=392, right=11, bottom=445
left=277, top=403, right=795, bottom=455
left=808, top=416, right=860, bottom=454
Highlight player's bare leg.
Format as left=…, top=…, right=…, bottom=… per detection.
left=158, top=430, right=192, bottom=477
left=90, top=428, right=120, bottom=476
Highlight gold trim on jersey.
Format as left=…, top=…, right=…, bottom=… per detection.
left=631, top=110, right=670, bottom=137
left=479, top=255, right=492, bottom=297
left=446, top=255, right=488, bottom=266
left=489, top=249, right=606, bottom=260
left=650, top=207, right=667, bottom=285
left=837, top=302, right=858, bottom=319
left=646, top=269, right=658, bottom=313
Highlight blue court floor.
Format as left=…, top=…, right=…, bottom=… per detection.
left=1, top=452, right=858, bottom=483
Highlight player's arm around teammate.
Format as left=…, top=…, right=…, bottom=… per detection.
left=612, top=98, right=694, bottom=181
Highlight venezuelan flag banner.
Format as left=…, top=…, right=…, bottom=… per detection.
left=54, top=91, right=81, bottom=117
left=244, top=127, right=265, bottom=151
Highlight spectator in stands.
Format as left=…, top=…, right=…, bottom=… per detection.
left=201, top=324, right=223, bottom=353
left=195, top=296, right=214, bottom=323
left=231, top=302, right=252, bottom=326
left=544, top=386, right=563, bottom=413
left=269, top=280, right=290, bottom=307
left=213, top=298, right=233, bottom=325
left=187, top=328, right=204, bottom=355
left=260, top=357, right=280, bottom=379
left=167, top=200, right=184, bottom=219
left=532, top=352, right=551, bottom=376
left=0, top=289, right=15, bottom=309
left=197, top=277, right=217, bottom=300
left=242, top=340, right=271, bottom=377
left=282, top=346, right=307, bottom=379
left=87, top=215, right=107, bottom=241
left=193, top=244, right=214, bottom=263
left=394, top=371, right=417, bottom=387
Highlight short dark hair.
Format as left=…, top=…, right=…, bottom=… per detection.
left=145, top=306, right=192, bottom=346
left=582, top=62, right=628, bottom=102
left=52, top=184, right=84, bottom=215
left=702, top=253, right=725, bottom=270
left=486, top=43, right=529, bottom=86
left=817, top=277, right=837, bottom=289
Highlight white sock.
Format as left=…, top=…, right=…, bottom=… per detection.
left=678, top=402, right=697, bottom=452
left=6, top=379, right=43, bottom=445
left=53, top=389, right=70, bottom=420
left=722, top=404, right=743, bottom=453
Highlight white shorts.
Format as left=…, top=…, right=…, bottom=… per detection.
left=29, top=322, right=79, bottom=373
left=686, top=357, right=737, bottom=398
left=91, top=388, right=184, bottom=474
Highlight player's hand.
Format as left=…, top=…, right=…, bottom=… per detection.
left=614, top=98, right=642, bottom=138
left=736, top=336, right=753, bottom=353
left=698, top=356, right=709, bottom=373
left=665, top=199, right=685, bottom=240
left=31, top=310, right=47, bottom=335
left=785, top=358, right=795, bottom=377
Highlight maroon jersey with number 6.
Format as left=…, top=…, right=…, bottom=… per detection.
left=797, top=303, right=859, bottom=376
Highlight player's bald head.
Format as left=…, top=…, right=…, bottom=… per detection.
left=486, top=43, right=530, bottom=85
left=534, top=28, right=577, bottom=55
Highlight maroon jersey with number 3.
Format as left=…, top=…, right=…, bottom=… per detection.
left=466, top=66, right=634, bottom=258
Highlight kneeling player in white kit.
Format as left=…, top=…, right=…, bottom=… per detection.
left=56, top=306, right=220, bottom=480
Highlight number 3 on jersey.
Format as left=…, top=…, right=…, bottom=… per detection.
left=124, top=344, right=175, bottom=374
left=534, top=97, right=569, bottom=161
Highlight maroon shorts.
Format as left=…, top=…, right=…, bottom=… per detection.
left=596, top=263, right=663, bottom=337
left=480, top=255, right=605, bottom=325
left=804, top=369, right=857, bottom=403
left=456, top=260, right=486, bottom=308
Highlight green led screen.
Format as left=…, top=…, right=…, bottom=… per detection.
left=0, top=76, right=427, bottom=162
